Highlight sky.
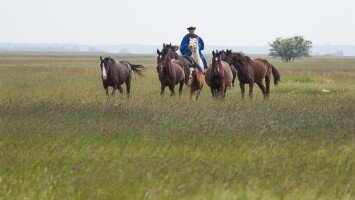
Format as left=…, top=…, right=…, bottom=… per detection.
left=1, top=0, right=355, bottom=46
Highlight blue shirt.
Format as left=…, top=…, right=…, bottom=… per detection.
left=180, top=34, right=205, bottom=57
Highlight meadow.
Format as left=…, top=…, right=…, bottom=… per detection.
left=0, top=52, right=354, bottom=199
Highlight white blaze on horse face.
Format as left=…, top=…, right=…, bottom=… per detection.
left=189, top=68, right=195, bottom=79
left=102, top=63, right=107, bottom=80
left=188, top=68, right=195, bottom=87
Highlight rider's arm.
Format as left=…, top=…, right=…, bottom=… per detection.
left=180, top=35, right=189, bottom=53
left=198, top=37, right=205, bottom=50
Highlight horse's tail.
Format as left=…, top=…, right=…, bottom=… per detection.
left=126, top=62, right=145, bottom=78
left=271, top=64, right=280, bottom=85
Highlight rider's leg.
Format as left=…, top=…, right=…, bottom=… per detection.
left=200, top=53, right=208, bottom=69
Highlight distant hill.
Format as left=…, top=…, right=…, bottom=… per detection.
left=1, top=42, right=355, bottom=56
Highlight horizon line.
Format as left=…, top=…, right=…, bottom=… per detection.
left=2, top=41, right=355, bottom=47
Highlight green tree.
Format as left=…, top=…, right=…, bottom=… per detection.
left=269, top=36, right=312, bottom=62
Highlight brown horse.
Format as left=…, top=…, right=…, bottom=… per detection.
left=221, top=50, right=237, bottom=87
left=157, top=49, right=185, bottom=96
left=188, top=67, right=205, bottom=100
left=221, top=50, right=280, bottom=99
left=100, top=56, right=144, bottom=96
left=160, top=43, right=203, bottom=85
left=205, top=50, right=233, bottom=98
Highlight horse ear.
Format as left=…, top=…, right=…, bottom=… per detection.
left=157, top=49, right=161, bottom=55
left=163, top=43, right=166, bottom=47
left=212, top=51, right=215, bottom=56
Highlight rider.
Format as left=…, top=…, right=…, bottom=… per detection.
left=180, top=26, right=208, bottom=70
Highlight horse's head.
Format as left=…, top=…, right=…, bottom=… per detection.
left=233, top=52, right=250, bottom=69
left=220, top=49, right=234, bottom=65
left=156, top=49, right=170, bottom=72
left=162, top=43, right=179, bottom=52
left=188, top=38, right=199, bottom=53
left=162, top=43, right=179, bottom=60
left=188, top=67, right=195, bottom=86
left=100, top=56, right=111, bottom=81
left=212, top=50, right=223, bottom=76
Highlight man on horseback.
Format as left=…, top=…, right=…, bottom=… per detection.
left=180, top=26, right=208, bottom=70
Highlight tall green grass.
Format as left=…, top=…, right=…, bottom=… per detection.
left=0, top=53, right=354, bottom=199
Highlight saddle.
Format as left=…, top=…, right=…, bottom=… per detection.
left=182, top=56, right=196, bottom=67
left=182, top=56, right=205, bottom=73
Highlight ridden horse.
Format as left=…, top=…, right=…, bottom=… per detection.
left=188, top=38, right=204, bottom=72
left=100, top=56, right=144, bottom=96
left=221, top=50, right=280, bottom=99
left=205, top=50, right=233, bottom=98
left=160, top=43, right=192, bottom=85
left=188, top=67, right=204, bottom=100
left=159, top=43, right=205, bottom=99
left=156, top=50, right=185, bottom=96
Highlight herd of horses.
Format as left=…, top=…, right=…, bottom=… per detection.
left=99, top=42, right=280, bottom=100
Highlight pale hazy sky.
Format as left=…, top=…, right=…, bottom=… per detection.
left=1, top=0, right=355, bottom=46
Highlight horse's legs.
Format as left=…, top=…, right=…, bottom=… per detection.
left=220, top=83, right=226, bottom=98
left=265, top=76, right=271, bottom=97
left=190, top=86, right=196, bottom=100
left=178, top=80, right=184, bottom=96
left=118, top=85, right=124, bottom=94
left=105, top=87, right=109, bottom=95
left=169, top=85, right=175, bottom=96
left=112, top=84, right=118, bottom=95
left=160, top=84, right=166, bottom=96
left=125, top=76, right=132, bottom=97
left=190, top=88, right=194, bottom=100
left=256, top=81, right=267, bottom=99
left=195, top=89, right=201, bottom=100
left=239, top=82, right=245, bottom=99
left=126, top=82, right=131, bottom=97
left=210, top=88, right=215, bottom=97
left=248, top=82, right=254, bottom=99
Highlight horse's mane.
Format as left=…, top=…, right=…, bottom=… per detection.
left=162, top=44, right=179, bottom=60
left=222, top=50, right=251, bottom=76
left=104, top=57, right=116, bottom=64
left=162, top=44, right=179, bottom=53
left=233, top=52, right=252, bottom=63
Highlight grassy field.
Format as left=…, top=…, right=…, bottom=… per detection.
left=0, top=53, right=354, bottom=199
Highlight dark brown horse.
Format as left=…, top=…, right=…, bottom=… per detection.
left=221, top=50, right=237, bottom=87
left=221, top=50, right=280, bottom=99
left=160, top=43, right=203, bottom=85
left=156, top=49, right=185, bottom=96
left=160, top=43, right=205, bottom=99
left=205, top=50, right=233, bottom=98
left=100, top=56, right=144, bottom=96
left=188, top=67, right=205, bottom=100
left=230, top=64, right=237, bottom=87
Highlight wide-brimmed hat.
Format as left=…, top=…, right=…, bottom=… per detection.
left=187, top=26, right=196, bottom=30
